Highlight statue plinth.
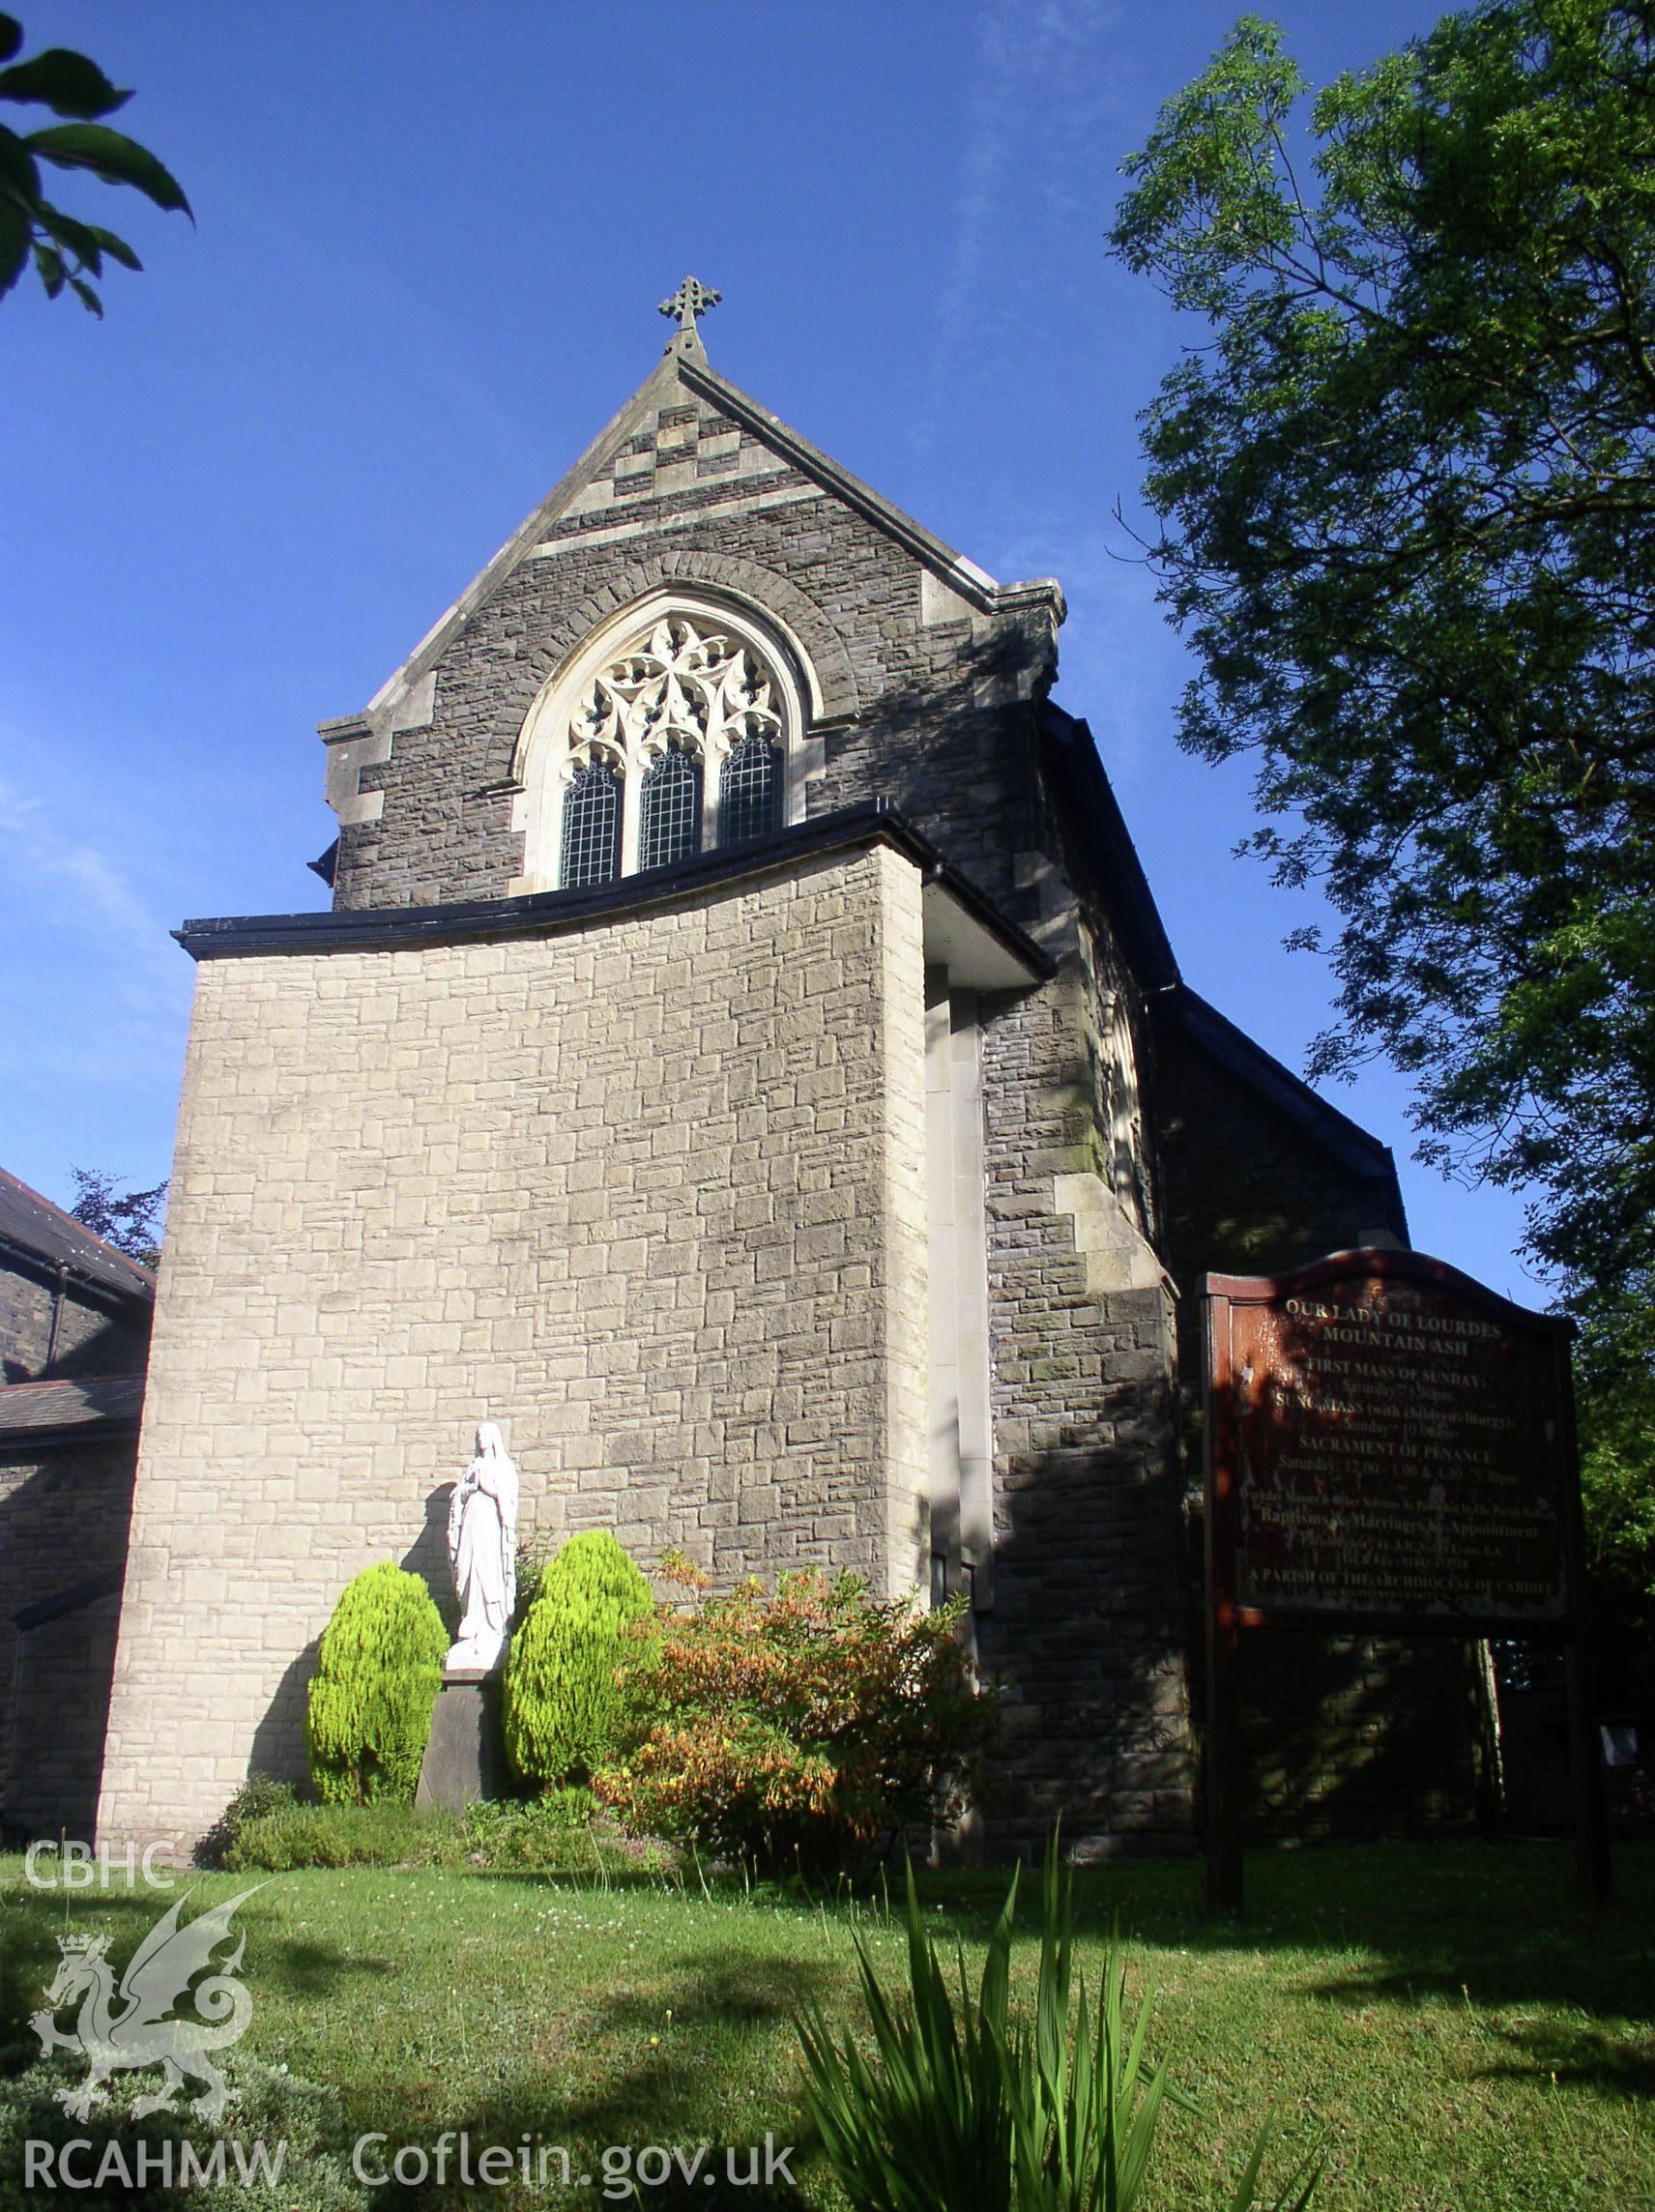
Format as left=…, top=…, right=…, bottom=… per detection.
left=416, top=1666, right=507, bottom=1811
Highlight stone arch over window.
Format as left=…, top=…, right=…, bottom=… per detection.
left=511, top=591, right=811, bottom=891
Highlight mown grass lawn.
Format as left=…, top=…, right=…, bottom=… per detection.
left=1, top=1843, right=1650, bottom=2209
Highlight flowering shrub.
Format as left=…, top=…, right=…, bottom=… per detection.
left=595, top=1563, right=997, bottom=1875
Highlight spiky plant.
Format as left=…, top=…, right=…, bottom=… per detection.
left=798, top=1839, right=1322, bottom=2212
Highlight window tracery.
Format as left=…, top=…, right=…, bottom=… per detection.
left=521, top=607, right=794, bottom=891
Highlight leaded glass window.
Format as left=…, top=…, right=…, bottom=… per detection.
left=544, top=607, right=792, bottom=889
left=718, top=731, right=783, bottom=847
left=639, top=746, right=703, bottom=871
left=560, top=756, right=622, bottom=888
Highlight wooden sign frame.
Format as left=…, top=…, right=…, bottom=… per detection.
left=1202, top=1247, right=1611, bottom=1914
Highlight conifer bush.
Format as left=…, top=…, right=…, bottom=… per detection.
left=305, top=1561, right=448, bottom=1805
left=504, top=1529, right=654, bottom=1789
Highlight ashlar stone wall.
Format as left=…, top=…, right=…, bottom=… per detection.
left=98, top=844, right=928, bottom=1846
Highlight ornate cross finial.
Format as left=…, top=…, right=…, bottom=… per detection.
left=659, top=275, right=720, bottom=348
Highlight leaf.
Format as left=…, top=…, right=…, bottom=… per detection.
left=0, top=48, right=132, bottom=119
left=35, top=202, right=143, bottom=278
left=31, top=235, right=64, bottom=297
left=25, top=123, right=190, bottom=216
left=0, top=201, right=28, bottom=294
left=0, top=119, right=41, bottom=205
left=83, top=218, right=140, bottom=270
left=37, top=201, right=107, bottom=276
left=0, top=17, right=20, bottom=67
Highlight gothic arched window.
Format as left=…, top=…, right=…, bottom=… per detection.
left=718, top=730, right=783, bottom=847
left=639, top=744, right=703, bottom=872
left=560, top=755, right=623, bottom=888
left=517, top=603, right=798, bottom=892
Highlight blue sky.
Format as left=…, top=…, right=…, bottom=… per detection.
left=0, top=0, right=1544, bottom=1298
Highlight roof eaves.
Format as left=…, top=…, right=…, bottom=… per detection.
left=0, top=1373, right=146, bottom=1445
left=172, top=800, right=1057, bottom=984
left=1039, top=703, right=1179, bottom=989
left=0, top=1170, right=156, bottom=1302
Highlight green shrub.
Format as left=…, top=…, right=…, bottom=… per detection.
left=196, top=1773, right=299, bottom=1867
left=224, top=1801, right=464, bottom=1872
left=222, top=1793, right=670, bottom=1877
left=459, top=1792, right=672, bottom=1875
left=595, top=1565, right=999, bottom=1876
left=504, top=1530, right=653, bottom=1788
left=305, top=1562, right=448, bottom=1805
left=798, top=1841, right=1323, bottom=2212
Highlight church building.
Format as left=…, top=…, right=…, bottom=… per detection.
left=94, top=285, right=1420, bottom=1855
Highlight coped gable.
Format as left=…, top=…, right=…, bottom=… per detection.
left=318, top=320, right=1065, bottom=915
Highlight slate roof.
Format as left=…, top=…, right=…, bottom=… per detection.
left=0, top=1374, right=145, bottom=1441
left=1040, top=703, right=1402, bottom=1200
left=0, top=1168, right=156, bottom=1301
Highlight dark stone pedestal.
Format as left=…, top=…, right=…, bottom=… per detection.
left=416, top=1669, right=506, bottom=1810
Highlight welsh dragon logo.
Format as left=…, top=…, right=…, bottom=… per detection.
left=29, top=1885, right=264, bottom=2123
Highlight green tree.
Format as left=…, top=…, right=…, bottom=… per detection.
left=0, top=12, right=189, bottom=314
left=1108, top=3, right=1654, bottom=1355
left=504, top=1529, right=654, bottom=1790
left=305, top=1562, right=448, bottom=1805
left=1575, top=1300, right=1655, bottom=1702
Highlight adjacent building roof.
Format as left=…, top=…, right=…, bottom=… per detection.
left=0, top=1168, right=156, bottom=1302
left=0, top=1373, right=146, bottom=1444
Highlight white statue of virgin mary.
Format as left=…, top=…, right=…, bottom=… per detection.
left=445, top=1421, right=519, bottom=1673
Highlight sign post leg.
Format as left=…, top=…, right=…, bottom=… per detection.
left=1205, top=1601, right=1243, bottom=1916
left=1564, top=1638, right=1612, bottom=1906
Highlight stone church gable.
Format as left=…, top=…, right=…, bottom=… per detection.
left=320, top=332, right=1064, bottom=920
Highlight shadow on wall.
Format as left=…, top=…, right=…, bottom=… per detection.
left=246, top=1638, right=321, bottom=1799
left=815, top=618, right=1050, bottom=917
left=973, top=1346, right=1196, bottom=1862
left=0, top=1444, right=135, bottom=1843
left=403, top=1483, right=458, bottom=1633
left=240, top=1484, right=459, bottom=1806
